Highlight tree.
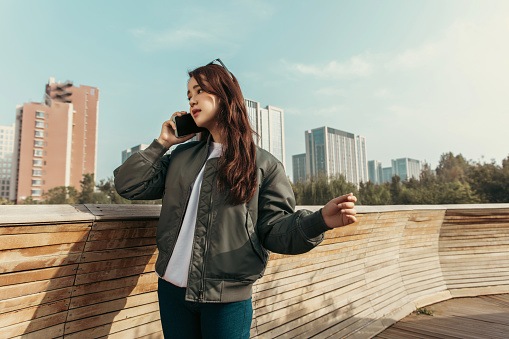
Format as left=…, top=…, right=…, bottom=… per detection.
left=42, top=186, right=78, bottom=204
left=436, top=181, right=480, bottom=204
left=290, top=179, right=304, bottom=205
left=78, top=173, right=95, bottom=204
left=97, top=177, right=132, bottom=204
left=20, top=196, right=40, bottom=205
left=358, top=181, right=391, bottom=205
left=390, top=175, right=402, bottom=204
left=467, top=159, right=509, bottom=203
left=292, top=174, right=358, bottom=206
left=329, top=174, right=358, bottom=203
left=0, top=197, right=15, bottom=205
left=436, top=152, right=470, bottom=183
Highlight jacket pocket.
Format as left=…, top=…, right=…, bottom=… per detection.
left=245, top=210, right=268, bottom=265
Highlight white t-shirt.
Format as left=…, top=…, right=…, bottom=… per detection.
left=162, top=142, right=223, bottom=287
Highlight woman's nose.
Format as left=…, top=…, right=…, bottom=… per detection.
left=189, top=97, right=197, bottom=106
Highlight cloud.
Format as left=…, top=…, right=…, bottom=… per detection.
left=313, top=105, right=347, bottom=116
left=235, top=0, right=275, bottom=19
left=284, top=55, right=374, bottom=79
left=386, top=105, right=423, bottom=120
left=315, top=88, right=347, bottom=96
left=130, top=27, right=216, bottom=51
left=385, top=43, right=440, bottom=70
left=374, top=88, right=391, bottom=98
left=285, top=107, right=305, bottom=116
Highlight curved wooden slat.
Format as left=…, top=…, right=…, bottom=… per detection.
left=0, top=204, right=508, bottom=339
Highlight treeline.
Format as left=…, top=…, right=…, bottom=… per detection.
left=291, top=152, right=509, bottom=205
left=9, top=173, right=161, bottom=205
left=3, top=151, right=508, bottom=206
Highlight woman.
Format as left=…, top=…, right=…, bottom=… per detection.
left=114, top=59, right=357, bottom=338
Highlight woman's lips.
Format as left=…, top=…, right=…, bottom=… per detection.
left=192, top=109, right=201, bottom=117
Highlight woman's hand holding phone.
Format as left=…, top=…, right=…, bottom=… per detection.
left=157, top=111, right=196, bottom=148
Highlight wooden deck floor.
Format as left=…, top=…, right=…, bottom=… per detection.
left=374, top=294, right=509, bottom=339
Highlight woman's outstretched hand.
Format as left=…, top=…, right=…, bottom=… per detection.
left=157, top=111, right=196, bottom=148
left=321, top=193, right=358, bottom=228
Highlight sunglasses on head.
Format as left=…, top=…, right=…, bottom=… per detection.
left=207, top=58, right=233, bottom=79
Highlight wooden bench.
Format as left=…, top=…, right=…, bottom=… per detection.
left=1, top=204, right=508, bottom=338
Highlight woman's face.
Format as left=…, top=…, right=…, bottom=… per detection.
left=187, top=76, right=220, bottom=131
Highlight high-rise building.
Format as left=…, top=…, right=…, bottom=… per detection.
left=391, top=158, right=422, bottom=181
left=292, top=153, right=306, bottom=183
left=305, top=126, right=368, bottom=185
left=0, top=123, right=15, bottom=200
left=382, top=167, right=393, bottom=183
left=356, top=136, right=368, bottom=183
left=368, top=160, right=383, bottom=185
left=122, top=144, right=149, bottom=164
left=11, top=78, right=99, bottom=203
left=244, top=99, right=285, bottom=165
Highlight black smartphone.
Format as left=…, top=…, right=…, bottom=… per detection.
left=172, top=114, right=206, bottom=138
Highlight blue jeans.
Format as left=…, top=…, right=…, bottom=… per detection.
left=157, top=278, right=253, bottom=338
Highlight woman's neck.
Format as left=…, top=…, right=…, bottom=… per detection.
left=208, top=126, right=223, bottom=144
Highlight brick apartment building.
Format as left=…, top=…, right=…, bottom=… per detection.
left=11, top=78, right=99, bottom=203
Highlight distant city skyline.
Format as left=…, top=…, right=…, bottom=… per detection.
left=368, top=158, right=424, bottom=184
left=1, top=1, right=508, bottom=183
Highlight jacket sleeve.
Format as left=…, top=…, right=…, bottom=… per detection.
left=113, top=139, right=170, bottom=200
left=256, top=161, right=331, bottom=255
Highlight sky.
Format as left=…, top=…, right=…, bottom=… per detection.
left=1, top=0, right=508, bottom=182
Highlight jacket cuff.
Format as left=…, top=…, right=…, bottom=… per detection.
left=142, top=139, right=169, bottom=163
left=300, top=209, right=331, bottom=239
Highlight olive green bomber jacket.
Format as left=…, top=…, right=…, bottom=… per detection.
left=113, top=137, right=330, bottom=303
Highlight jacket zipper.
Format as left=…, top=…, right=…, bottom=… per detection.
left=165, top=140, right=210, bottom=275
left=168, top=185, right=192, bottom=256
left=190, top=139, right=212, bottom=302
left=200, top=165, right=215, bottom=302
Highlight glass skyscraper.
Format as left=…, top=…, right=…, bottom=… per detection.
left=292, top=153, right=306, bottom=183
left=391, top=158, right=422, bottom=181
left=305, top=126, right=368, bottom=185
left=383, top=167, right=393, bottom=183
left=244, top=99, right=285, bottom=165
left=368, top=160, right=383, bottom=185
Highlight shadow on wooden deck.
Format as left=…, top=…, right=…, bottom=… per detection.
left=375, top=294, right=509, bottom=339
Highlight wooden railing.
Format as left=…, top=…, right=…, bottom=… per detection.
left=1, top=204, right=508, bottom=338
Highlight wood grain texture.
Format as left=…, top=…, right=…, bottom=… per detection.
left=1, top=204, right=509, bottom=338
left=374, top=294, right=509, bottom=339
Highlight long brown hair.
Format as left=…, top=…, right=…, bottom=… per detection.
left=189, top=64, right=257, bottom=205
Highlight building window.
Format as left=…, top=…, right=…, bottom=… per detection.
left=32, top=179, right=41, bottom=186
left=33, top=159, right=42, bottom=167
left=31, top=189, right=41, bottom=196
left=36, top=111, right=45, bottom=119
left=34, top=149, right=43, bottom=157
left=34, top=140, right=43, bottom=147
left=35, top=130, right=44, bottom=138
left=35, top=121, right=45, bottom=128
left=33, top=169, right=42, bottom=176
